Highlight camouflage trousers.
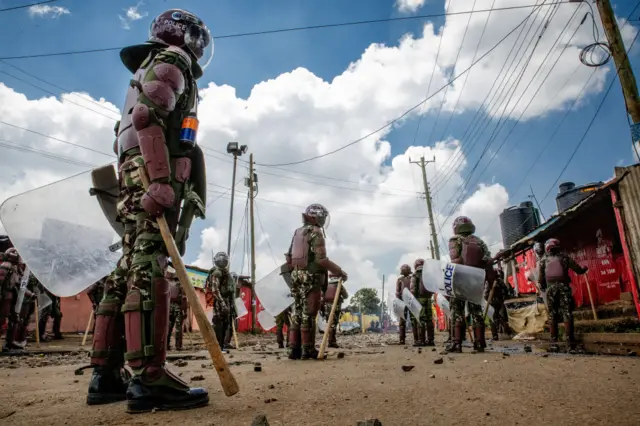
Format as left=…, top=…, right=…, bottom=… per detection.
left=212, top=296, right=233, bottom=349
left=91, top=154, right=173, bottom=372
left=39, top=296, right=62, bottom=337
left=546, top=282, right=574, bottom=322
left=451, top=298, right=483, bottom=327
left=276, top=307, right=291, bottom=346
left=168, top=303, right=184, bottom=349
left=321, top=298, right=343, bottom=331
left=289, top=270, right=322, bottom=355
left=410, top=296, right=433, bottom=328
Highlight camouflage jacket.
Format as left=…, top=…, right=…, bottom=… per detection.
left=539, top=253, right=586, bottom=289
left=205, top=267, right=235, bottom=310
left=448, top=234, right=491, bottom=266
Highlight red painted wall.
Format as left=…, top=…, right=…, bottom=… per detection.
left=507, top=199, right=627, bottom=308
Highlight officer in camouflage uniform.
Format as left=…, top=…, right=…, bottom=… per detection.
left=0, top=248, right=20, bottom=339
left=285, top=204, right=348, bottom=360
left=539, top=238, right=587, bottom=351
left=39, top=286, right=63, bottom=341
left=205, top=252, right=235, bottom=351
left=3, top=257, right=39, bottom=352
left=86, top=9, right=211, bottom=413
left=484, top=265, right=512, bottom=340
left=321, top=274, right=348, bottom=349
left=410, top=259, right=435, bottom=347
left=395, top=264, right=412, bottom=345
left=446, top=216, right=492, bottom=353
left=167, top=268, right=186, bottom=351
left=275, top=307, right=291, bottom=349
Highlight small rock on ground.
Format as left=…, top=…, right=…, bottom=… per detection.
left=252, top=414, right=270, bottom=426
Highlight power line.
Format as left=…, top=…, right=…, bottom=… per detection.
left=204, top=150, right=420, bottom=196
left=0, top=69, right=121, bottom=121
left=0, top=120, right=114, bottom=158
left=409, top=0, right=451, bottom=148
left=431, top=2, right=551, bottom=192
left=0, top=2, right=574, bottom=60
left=0, top=60, right=121, bottom=116
left=465, top=6, right=585, bottom=192
left=425, top=0, right=478, bottom=151
left=0, top=138, right=95, bottom=167
left=208, top=189, right=430, bottom=220
left=254, top=200, right=280, bottom=267
left=0, top=0, right=58, bottom=13
left=439, top=2, right=570, bottom=213
left=440, top=4, right=561, bottom=228
left=256, top=2, right=561, bottom=168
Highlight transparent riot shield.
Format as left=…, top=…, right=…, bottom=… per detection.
left=235, top=297, right=248, bottom=318
left=435, top=294, right=451, bottom=317
left=257, top=310, right=276, bottom=331
left=388, top=292, right=406, bottom=321
left=317, top=314, right=327, bottom=333
left=254, top=267, right=294, bottom=317
left=401, top=287, right=423, bottom=319
left=0, top=166, right=122, bottom=297
left=421, top=259, right=485, bottom=305
left=37, top=290, right=52, bottom=312
left=14, top=268, right=31, bottom=312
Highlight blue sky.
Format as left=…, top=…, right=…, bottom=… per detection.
left=0, top=0, right=639, bottom=277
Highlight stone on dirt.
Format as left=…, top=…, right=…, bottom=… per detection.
left=252, top=414, right=270, bottom=426
left=356, top=419, right=382, bottom=426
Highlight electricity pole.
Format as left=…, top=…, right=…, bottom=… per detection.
left=596, top=0, right=640, bottom=144
left=410, top=156, right=440, bottom=260
left=248, top=153, right=258, bottom=333
left=380, top=275, right=385, bottom=325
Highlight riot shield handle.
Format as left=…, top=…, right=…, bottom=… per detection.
left=138, top=167, right=239, bottom=397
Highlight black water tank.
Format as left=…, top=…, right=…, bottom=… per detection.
left=499, top=203, right=541, bottom=248
left=556, top=181, right=604, bottom=213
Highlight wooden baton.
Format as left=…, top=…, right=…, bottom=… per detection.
left=138, top=167, right=239, bottom=396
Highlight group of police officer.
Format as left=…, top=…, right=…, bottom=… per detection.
left=391, top=215, right=587, bottom=354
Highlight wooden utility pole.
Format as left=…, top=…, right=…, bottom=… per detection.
left=596, top=0, right=640, bottom=140
left=248, top=153, right=257, bottom=333
left=410, top=156, right=440, bottom=260
left=380, top=275, right=385, bottom=324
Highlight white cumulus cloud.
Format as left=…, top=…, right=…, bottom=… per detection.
left=28, top=5, right=70, bottom=18
left=396, top=0, right=427, bottom=13
left=119, top=2, right=148, bottom=30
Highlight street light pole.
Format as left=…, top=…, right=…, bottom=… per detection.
left=227, top=154, right=238, bottom=255
left=225, top=142, right=248, bottom=256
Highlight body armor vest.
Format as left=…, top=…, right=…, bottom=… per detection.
left=291, top=226, right=318, bottom=272
left=544, top=255, right=565, bottom=282
left=397, top=276, right=411, bottom=297
left=461, top=235, right=485, bottom=267
left=117, top=49, right=198, bottom=162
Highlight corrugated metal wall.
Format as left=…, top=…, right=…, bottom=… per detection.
left=615, top=165, right=640, bottom=285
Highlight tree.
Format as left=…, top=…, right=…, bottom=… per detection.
left=347, top=288, right=381, bottom=315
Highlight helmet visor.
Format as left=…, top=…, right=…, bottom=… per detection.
left=185, top=23, right=214, bottom=70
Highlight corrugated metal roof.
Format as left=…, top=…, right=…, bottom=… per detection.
left=496, top=171, right=629, bottom=259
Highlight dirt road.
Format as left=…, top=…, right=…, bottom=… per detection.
left=1, top=333, right=639, bottom=425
